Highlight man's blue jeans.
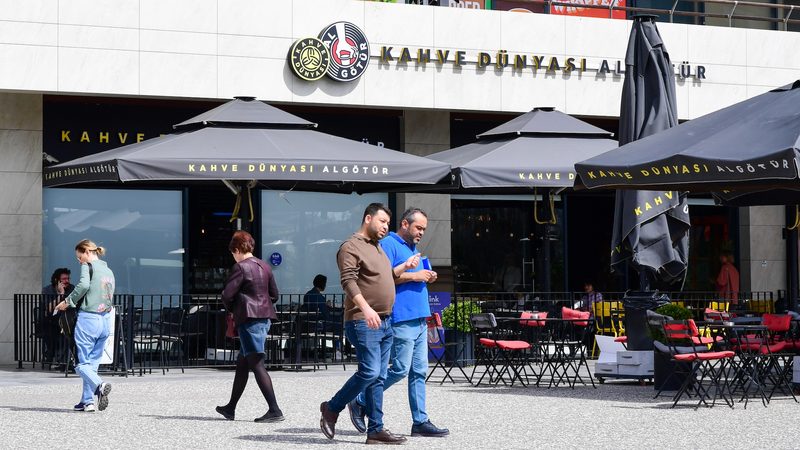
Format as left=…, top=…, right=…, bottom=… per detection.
left=357, top=318, right=429, bottom=425
left=328, top=318, right=393, bottom=434
left=74, top=312, right=110, bottom=405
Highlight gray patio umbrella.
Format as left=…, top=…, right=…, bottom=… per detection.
left=426, top=107, right=618, bottom=192
left=574, top=81, right=800, bottom=194
left=43, top=97, right=451, bottom=192
left=611, top=16, right=690, bottom=289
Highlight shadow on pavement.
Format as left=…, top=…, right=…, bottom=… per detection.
left=437, top=383, right=662, bottom=404
left=276, top=427, right=363, bottom=437
left=0, top=405, right=74, bottom=414
left=237, top=434, right=338, bottom=445
left=140, top=414, right=228, bottom=422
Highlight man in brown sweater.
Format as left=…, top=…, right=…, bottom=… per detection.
left=320, top=203, right=419, bottom=445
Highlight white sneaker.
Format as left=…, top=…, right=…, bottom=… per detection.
left=74, top=403, right=96, bottom=412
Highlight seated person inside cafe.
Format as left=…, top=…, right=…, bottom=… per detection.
left=574, top=281, right=602, bottom=312
left=39, top=268, right=75, bottom=365
left=302, top=274, right=332, bottom=331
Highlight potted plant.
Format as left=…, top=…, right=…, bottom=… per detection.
left=441, top=300, right=482, bottom=365
left=649, top=303, right=693, bottom=392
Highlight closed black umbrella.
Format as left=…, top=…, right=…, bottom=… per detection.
left=43, top=97, right=451, bottom=192
left=612, top=16, right=690, bottom=289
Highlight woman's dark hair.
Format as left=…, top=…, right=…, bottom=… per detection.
left=229, top=230, right=255, bottom=254
left=313, top=274, right=327, bottom=290
left=50, top=268, right=71, bottom=287
left=362, top=203, right=392, bottom=222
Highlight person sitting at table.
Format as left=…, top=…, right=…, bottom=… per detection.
left=302, top=274, right=331, bottom=330
left=574, top=281, right=603, bottom=312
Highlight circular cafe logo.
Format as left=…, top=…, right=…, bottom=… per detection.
left=288, top=37, right=330, bottom=81
left=318, top=22, right=370, bottom=82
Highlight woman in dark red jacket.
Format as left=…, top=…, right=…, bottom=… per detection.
left=216, top=231, right=284, bottom=423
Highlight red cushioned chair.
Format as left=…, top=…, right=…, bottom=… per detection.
left=662, top=320, right=735, bottom=409
left=759, top=314, right=797, bottom=402
left=469, top=312, right=531, bottom=387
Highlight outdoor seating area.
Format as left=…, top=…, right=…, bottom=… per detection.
left=12, top=290, right=800, bottom=415
left=420, top=294, right=800, bottom=410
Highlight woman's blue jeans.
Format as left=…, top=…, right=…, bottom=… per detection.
left=74, top=312, right=110, bottom=405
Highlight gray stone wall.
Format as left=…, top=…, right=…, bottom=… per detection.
left=0, top=93, right=43, bottom=364
left=739, top=206, right=786, bottom=295
left=397, top=109, right=452, bottom=291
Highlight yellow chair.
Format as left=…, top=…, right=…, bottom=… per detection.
left=748, top=299, right=775, bottom=314
left=708, top=301, right=730, bottom=312
left=591, top=301, right=624, bottom=357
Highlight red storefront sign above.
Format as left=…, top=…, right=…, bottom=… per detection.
left=550, top=0, right=627, bottom=19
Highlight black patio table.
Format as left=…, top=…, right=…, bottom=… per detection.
left=705, top=323, right=794, bottom=408
left=497, top=316, right=595, bottom=389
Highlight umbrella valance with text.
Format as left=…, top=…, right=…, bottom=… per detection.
left=43, top=98, right=451, bottom=190
left=575, top=81, right=800, bottom=191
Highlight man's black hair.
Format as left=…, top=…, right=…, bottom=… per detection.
left=313, top=274, right=327, bottom=290
left=401, top=207, right=427, bottom=225
left=362, top=202, right=392, bottom=222
left=50, top=268, right=71, bottom=287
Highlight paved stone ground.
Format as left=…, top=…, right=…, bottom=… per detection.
left=1, top=364, right=799, bottom=449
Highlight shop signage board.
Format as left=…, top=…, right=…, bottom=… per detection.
left=289, top=21, right=706, bottom=83
left=427, top=292, right=451, bottom=362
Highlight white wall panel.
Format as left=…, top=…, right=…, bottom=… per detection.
left=0, top=21, right=56, bottom=46
left=219, top=56, right=293, bottom=102
left=687, top=25, right=747, bottom=66
left=0, top=44, right=56, bottom=91
left=501, top=12, right=566, bottom=55
left=218, top=35, right=293, bottom=60
left=59, top=48, right=139, bottom=94
left=218, top=0, right=292, bottom=38
left=0, top=0, right=795, bottom=119
left=364, top=64, right=435, bottom=109
left=140, top=52, right=217, bottom=98
left=364, top=1, right=433, bottom=48
left=58, top=0, right=139, bottom=28
left=140, top=0, right=217, bottom=33
left=141, top=30, right=217, bottom=55
left=0, top=0, right=55, bottom=23
left=59, top=25, right=138, bottom=51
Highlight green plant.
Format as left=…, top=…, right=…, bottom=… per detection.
left=649, top=303, right=694, bottom=343
left=655, top=303, right=694, bottom=321
left=441, top=300, right=482, bottom=332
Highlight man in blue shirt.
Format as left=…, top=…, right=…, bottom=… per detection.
left=348, top=208, right=449, bottom=438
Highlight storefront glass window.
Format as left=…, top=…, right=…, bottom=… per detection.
left=261, top=191, right=387, bottom=300
left=43, top=189, right=183, bottom=295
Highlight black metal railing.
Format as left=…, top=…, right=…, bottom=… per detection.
left=14, top=293, right=352, bottom=375
left=446, top=290, right=777, bottom=334
left=14, top=293, right=134, bottom=376
left=14, top=289, right=780, bottom=374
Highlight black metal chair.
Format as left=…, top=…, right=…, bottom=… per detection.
left=425, top=313, right=472, bottom=385
left=155, top=307, right=186, bottom=374
left=470, top=312, right=531, bottom=387
left=662, top=319, right=735, bottom=409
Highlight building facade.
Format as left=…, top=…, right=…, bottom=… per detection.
left=1, top=0, right=799, bottom=363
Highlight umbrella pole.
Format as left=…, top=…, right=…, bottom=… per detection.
left=637, top=266, right=651, bottom=292
left=787, top=205, right=799, bottom=311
